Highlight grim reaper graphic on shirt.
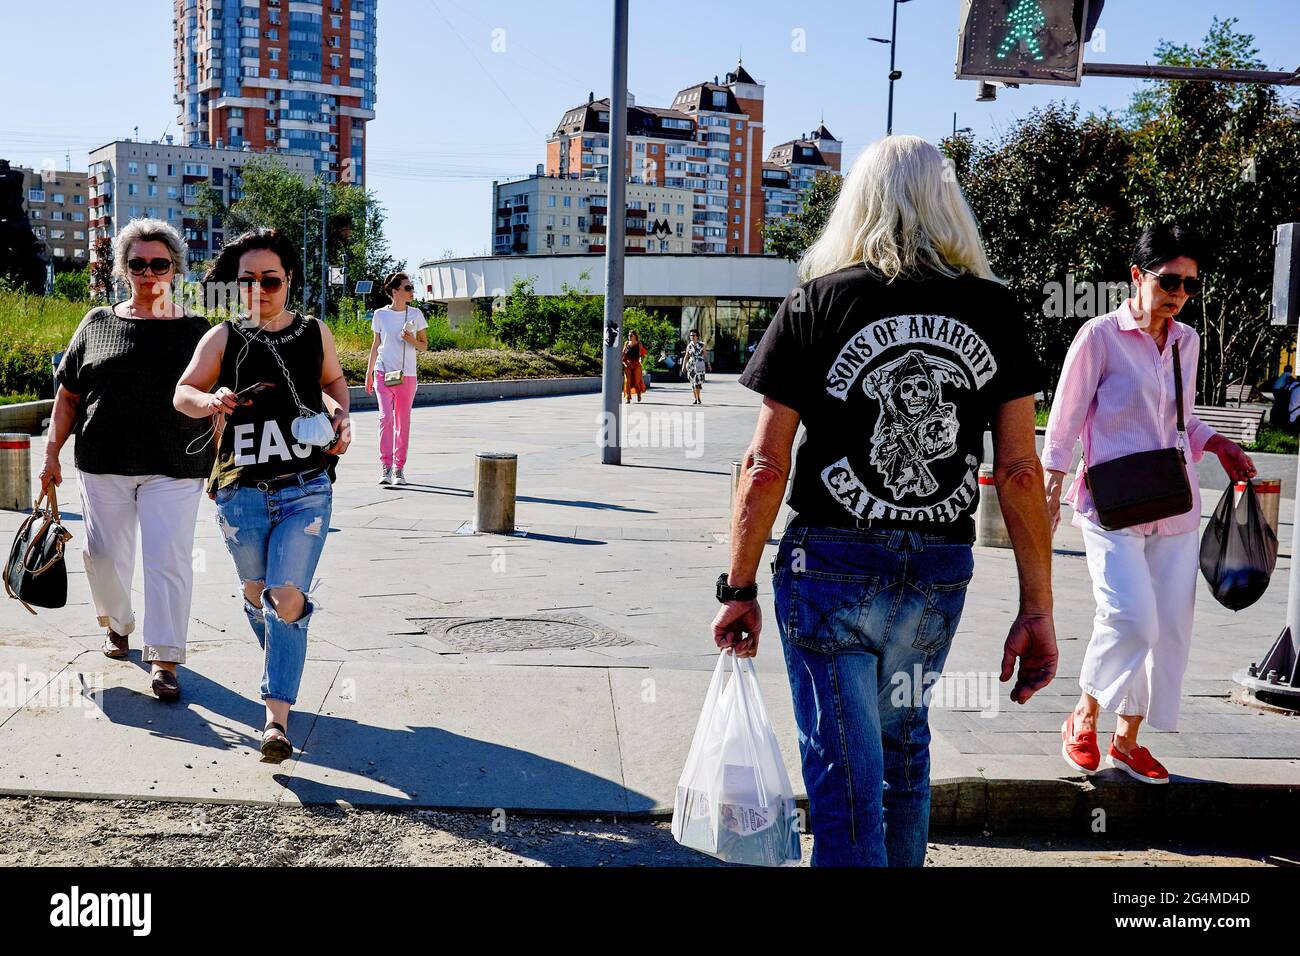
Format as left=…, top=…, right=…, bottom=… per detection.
left=863, top=349, right=970, bottom=498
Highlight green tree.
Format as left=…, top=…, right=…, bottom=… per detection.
left=944, top=104, right=1135, bottom=397
left=1123, top=17, right=1300, bottom=402
left=53, top=268, right=89, bottom=302
left=195, top=157, right=403, bottom=318
left=764, top=172, right=842, bottom=261
left=622, top=306, right=677, bottom=371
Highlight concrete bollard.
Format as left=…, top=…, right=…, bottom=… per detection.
left=474, top=452, right=517, bottom=533
left=0, top=434, right=32, bottom=512
left=976, top=463, right=1013, bottom=549
left=1241, top=479, right=1281, bottom=538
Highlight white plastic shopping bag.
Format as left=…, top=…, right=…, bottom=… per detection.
left=671, top=650, right=801, bottom=866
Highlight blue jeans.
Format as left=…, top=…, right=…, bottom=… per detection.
left=773, top=524, right=974, bottom=867
left=214, top=472, right=332, bottom=705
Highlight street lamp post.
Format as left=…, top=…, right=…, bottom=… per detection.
left=869, top=0, right=914, bottom=136
left=952, top=112, right=973, bottom=137
left=600, top=0, right=630, bottom=465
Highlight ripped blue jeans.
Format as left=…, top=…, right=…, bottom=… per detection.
left=214, top=472, right=332, bottom=705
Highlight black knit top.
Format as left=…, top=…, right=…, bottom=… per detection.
left=56, top=305, right=214, bottom=479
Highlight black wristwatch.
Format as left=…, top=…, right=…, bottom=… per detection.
left=716, top=573, right=758, bottom=603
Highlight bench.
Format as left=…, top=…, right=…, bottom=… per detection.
left=1223, top=383, right=1259, bottom=407
left=1193, top=404, right=1264, bottom=445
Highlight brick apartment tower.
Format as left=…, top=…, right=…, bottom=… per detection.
left=546, top=61, right=767, bottom=255
left=173, top=0, right=377, bottom=185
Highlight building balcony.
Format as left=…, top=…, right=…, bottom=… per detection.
left=589, top=224, right=606, bottom=235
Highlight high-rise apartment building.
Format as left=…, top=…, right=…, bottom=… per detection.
left=543, top=62, right=837, bottom=256
left=762, top=125, right=841, bottom=225
left=173, top=0, right=377, bottom=184
left=16, top=166, right=91, bottom=266
left=547, top=62, right=767, bottom=255
left=87, top=139, right=315, bottom=272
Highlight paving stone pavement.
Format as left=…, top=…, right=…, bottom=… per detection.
left=1, top=374, right=1299, bottom=826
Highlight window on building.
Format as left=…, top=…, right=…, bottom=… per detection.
left=562, top=195, right=571, bottom=207
left=546, top=195, right=556, bottom=207
left=28, top=189, right=45, bottom=202
left=127, top=162, right=138, bottom=175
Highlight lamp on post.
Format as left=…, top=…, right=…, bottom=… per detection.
left=868, top=0, right=915, bottom=136
left=952, top=112, right=973, bottom=136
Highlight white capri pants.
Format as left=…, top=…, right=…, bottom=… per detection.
left=1077, top=515, right=1199, bottom=731
left=78, top=471, right=205, bottom=664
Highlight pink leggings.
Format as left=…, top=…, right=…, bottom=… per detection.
left=376, top=374, right=418, bottom=469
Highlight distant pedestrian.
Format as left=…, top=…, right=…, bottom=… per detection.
left=40, top=218, right=212, bottom=703
left=623, top=330, right=647, bottom=403
left=717, top=135, right=1057, bottom=866
left=1045, top=222, right=1256, bottom=785
left=1269, top=365, right=1298, bottom=431
left=174, top=229, right=352, bottom=763
left=685, top=329, right=709, bottom=405
left=366, top=272, right=428, bottom=485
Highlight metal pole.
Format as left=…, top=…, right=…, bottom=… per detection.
left=600, top=0, right=629, bottom=466
left=1082, top=62, right=1300, bottom=85
left=886, top=0, right=899, bottom=135
left=302, top=204, right=309, bottom=312
left=1286, top=322, right=1300, bottom=658
left=319, top=181, right=328, bottom=321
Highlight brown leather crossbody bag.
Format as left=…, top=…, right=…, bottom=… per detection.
left=1082, top=340, right=1193, bottom=531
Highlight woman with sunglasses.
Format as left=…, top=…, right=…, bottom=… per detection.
left=1044, top=222, right=1256, bottom=784
left=174, top=229, right=352, bottom=762
left=40, top=218, right=213, bottom=701
left=365, top=272, right=427, bottom=485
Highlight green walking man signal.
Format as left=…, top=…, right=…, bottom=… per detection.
left=956, top=0, right=1095, bottom=87
left=996, top=0, right=1048, bottom=62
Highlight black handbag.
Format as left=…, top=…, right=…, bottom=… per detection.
left=1082, top=340, right=1194, bottom=531
left=4, top=484, right=73, bottom=613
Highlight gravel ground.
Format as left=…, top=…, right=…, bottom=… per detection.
left=0, top=796, right=1286, bottom=867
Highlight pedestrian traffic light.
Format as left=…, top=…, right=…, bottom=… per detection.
left=956, top=0, right=1095, bottom=87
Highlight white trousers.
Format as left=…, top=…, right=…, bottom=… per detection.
left=1078, top=515, right=1199, bottom=731
left=78, top=471, right=204, bottom=663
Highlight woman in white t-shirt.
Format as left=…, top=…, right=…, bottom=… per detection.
left=366, top=272, right=428, bottom=484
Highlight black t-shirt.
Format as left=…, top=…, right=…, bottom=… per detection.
left=210, top=314, right=334, bottom=493
left=56, top=305, right=214, bottom=479
left=739, top=266, right=1044, bottom=537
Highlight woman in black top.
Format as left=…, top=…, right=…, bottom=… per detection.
left=40, top=218, right=212, bottom=702
left=717, top=135, right=1059, bottom=866
left=174, top=229, right=352, bottom=762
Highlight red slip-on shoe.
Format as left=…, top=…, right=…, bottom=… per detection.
left=1106, top=741, right=1170, bottom=784
left=1060, top=714, right=1100, bottom=774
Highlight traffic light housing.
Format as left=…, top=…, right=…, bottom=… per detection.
left=956, top=0, right=1094, bottom=87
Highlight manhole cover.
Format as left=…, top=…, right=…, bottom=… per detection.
left=410, top=613, right=636, bottom=654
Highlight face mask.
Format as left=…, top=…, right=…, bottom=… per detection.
left=292, top=410, right=336, bottom=447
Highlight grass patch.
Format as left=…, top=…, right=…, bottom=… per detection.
left=0, top=289, right=581, bottom=398
left=1247, top=423, right=1298, bottom=455
left=0, top=393, right=39, bottom=406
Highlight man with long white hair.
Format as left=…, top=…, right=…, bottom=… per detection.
left=713, top=135, right=1058, bottom=866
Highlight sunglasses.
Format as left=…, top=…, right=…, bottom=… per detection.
left=127, top=257, right=173, bottom=276
left=237, top=275, right=285, bottom=293
left=1141, top=267, right=1202, bottom=297
left=398, top=284, right=413, bottom=292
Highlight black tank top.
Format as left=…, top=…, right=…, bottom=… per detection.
left=210, top=313, right=332, bottom=491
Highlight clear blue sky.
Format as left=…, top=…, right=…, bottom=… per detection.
left=2, top=1, right=1296, bottom=272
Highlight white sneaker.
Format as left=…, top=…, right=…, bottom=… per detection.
left=394, top=468, right=408, bottom=485
left=380, top=467, right=393, bottom=485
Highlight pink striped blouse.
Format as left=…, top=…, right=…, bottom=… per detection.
left=1040, top=299, right=1217, bottom=536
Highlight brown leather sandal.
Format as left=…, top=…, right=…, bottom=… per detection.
left=151, top=667, right=180, bottom=703
left=261, top=722, right=293, bottom=763
left=101, top=629, right=128, bottom=659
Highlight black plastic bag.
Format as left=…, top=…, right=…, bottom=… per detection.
left=1199, top=481, right=1278, bottom=611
